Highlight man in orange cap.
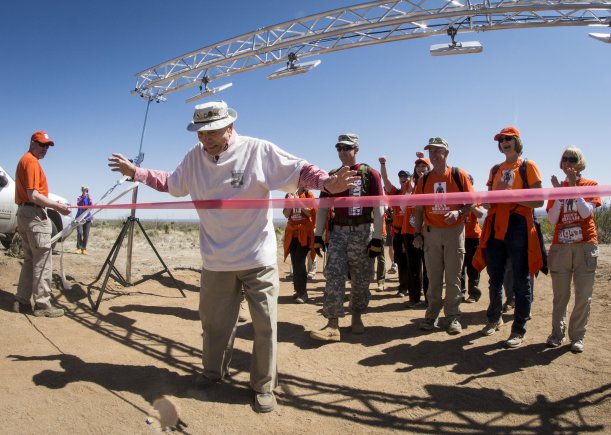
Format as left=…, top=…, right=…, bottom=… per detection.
left=13, top=131, right=70, bottom=317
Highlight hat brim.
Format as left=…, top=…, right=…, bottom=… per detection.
left=493, top=132, right=518, bottom=141
left=423, top=144, right=447, bottom=151
left=336, top=141, right=358, bottom=147
left=187, top=109, right=237, bottom=132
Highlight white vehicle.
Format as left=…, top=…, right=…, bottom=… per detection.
left=0, top=165, right=73, bottom=249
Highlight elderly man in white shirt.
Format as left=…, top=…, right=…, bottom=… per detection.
left=108, top=101, right=356, bottom=413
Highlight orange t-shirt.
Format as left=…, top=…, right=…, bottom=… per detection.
left=465, top=210, right=482, bottom=239
left=547, top=178, right=601, bottom=245
left=389, top=183, right=411, bottom=231
left=15, top=151, right=48, bottom=204
left=486, top=157, right=541, bottom=228
left=414, top=166, right=474, bottom=228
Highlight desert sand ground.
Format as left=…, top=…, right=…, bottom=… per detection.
left=0, top=223, right=610, bottom=434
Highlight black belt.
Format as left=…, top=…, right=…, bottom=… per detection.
left=21, top=202, right=42, bottom=208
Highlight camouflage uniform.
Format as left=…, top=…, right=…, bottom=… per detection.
left=323, top=225, right=373, bottom=318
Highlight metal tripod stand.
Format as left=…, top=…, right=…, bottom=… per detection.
left=88, top=216, right=185, bottom=311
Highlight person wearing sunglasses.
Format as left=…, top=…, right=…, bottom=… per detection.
left=474, top=126, right=544, bottom=349
left=310, top=133, right=385, bottom=342
left=545, top=146, right=601, bottom=353
left=13, top=131, right=70, bottom=318
left=75, top=185, right=94, bottom=255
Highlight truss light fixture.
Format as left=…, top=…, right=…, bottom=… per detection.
left=445, top=0, right=464, bottom=7
left=267, top=59, right=321, bottom=80
left=185, top=82, right=233, bottom=103
left=430, top=25, right=482, bottom=56
left=588, top=32, right=611, bottom=43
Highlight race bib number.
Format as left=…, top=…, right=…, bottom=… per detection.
left=291, top=209, right=304, bottom=221
left=558, top=225, right=583, bottom=244
left=348, top=179, right=363, bottom=217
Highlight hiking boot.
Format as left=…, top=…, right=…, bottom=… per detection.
left=447, top=318, right=462, bottom=335
left=238, top=300, right=250, bottom=322
left=546, top=334, right=563, bottom=348
left=310, top=319, right=340, bottom=342
left=351, top=313, right=365, bottom=334
left=13, top=300, right=32, bottom=314
left=504, top=333, right=524, bottom=349
left=571, top=339, right=584, bottom=353
left=404, top=300, right=421, bottom=309
left=75, top=248, right=82, bottom=254
left=481, top=318, right=504, bottom=336
left=388, top=263, right=398, bottom=274
left=81, top=249, right=88, bottom=255
left=33, top=306, right=64, bottom=318
left=419, top=318, right=438, bottom=331
left=254, top=392, right=276, bottom=413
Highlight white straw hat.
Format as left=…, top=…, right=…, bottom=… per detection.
left=186, top=101, right=238, bottom=132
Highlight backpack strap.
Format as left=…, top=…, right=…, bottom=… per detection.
left=451, top=167, right=464, bottom=192
left=519, top=158, right=529, bottom=189
left=487, top=164, right=501, bottom=190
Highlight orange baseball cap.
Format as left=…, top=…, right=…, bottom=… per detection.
left=415, top=157, right=431, bottom=168
left=493, top=126, right=520, bottom=141
left=31, top=131, right=55, bottom=146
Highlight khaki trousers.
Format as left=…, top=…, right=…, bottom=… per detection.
left=199, top=265, right=278, bottom=393
left=16, top=205, right=53, bottom=308
left=548, top=243, right=598, bottom=341
left=423, top=224, right=465, bottom=320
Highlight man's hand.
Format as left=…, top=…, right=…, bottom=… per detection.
left=367, top=238, right=383, bottom=259
left=54, top=202, right=71, bottom=216
left=378, top=156, right=386, bottom=165
left=322, top=166, right=358, bottom=194
left=443, top=210, right=460, bottom=225
left=314, top=236, right=326, bottom=257
left=108, top=153, right=137, bottom=178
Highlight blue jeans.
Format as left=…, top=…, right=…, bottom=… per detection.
left=485, top=213, right=532, bottom=335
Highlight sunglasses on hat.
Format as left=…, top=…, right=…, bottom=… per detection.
left=336, top=145, right=356, bottom=152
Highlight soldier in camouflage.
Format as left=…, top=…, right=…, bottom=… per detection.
left=310, top=133, right=385, bottom=342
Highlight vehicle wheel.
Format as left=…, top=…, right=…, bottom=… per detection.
left=1, top=235, right=12, bottom=249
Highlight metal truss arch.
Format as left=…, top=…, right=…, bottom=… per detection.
left=133, top=1, right=611, bottom=98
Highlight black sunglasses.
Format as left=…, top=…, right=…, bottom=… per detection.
left=498, top=136, right=514, bottom=143
left=336, top=145, right=356, bottom=152
left=36, top=141, right=51, bottom=149
left=561, top=156, right=579, bottom=163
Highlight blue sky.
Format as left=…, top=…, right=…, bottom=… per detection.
left=2, top=1, right=610, bottom=221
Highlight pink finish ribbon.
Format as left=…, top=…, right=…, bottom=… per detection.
left=72, top=185, right=610, bottom=210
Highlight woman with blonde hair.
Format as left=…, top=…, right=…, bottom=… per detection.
left=546, top=146, right=601, bottom=353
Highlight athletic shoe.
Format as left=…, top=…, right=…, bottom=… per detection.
left=546, top=334, right=563, bottom=348
left=388, top=263, right=398, bottom=274
left=376, top=282, right=385, bottom=292
left=571, top=339, right=584, bottom=353
left=504, top=333, right=524, bottom=349
left=33, top=306, right=64, bottom=318
left=447, top=318, right=462, bottom=335
left=254, top=392, right=277, bottom=413
left=502, top=298, right=515, bottom=313
left=81, top=249, right=88, bottom=255
left=12, top=300, right=32, bottom=314
left=481, top=318, right=504, bottom=336
left=194, top=374, right=220, bottom=389
left=75, top=249, right=82, bottom=254
left=419, top=318, right=438, bottom=331
left=465, top=296, right=479, bottom=304
left=294, top=294, right=308, bottom=304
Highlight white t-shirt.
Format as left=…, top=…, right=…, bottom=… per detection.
left=167, top=133, right=305, bottom=271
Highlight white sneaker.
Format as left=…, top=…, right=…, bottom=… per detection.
left=481, top=318, right=504, bottom=336
left=546, top=334, right=563, bottom=348
left=571, top=339, right=584, bottom=353
left=307, top=272, right=315, bottom=279
left=388, top=263, right=398, bottom=274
